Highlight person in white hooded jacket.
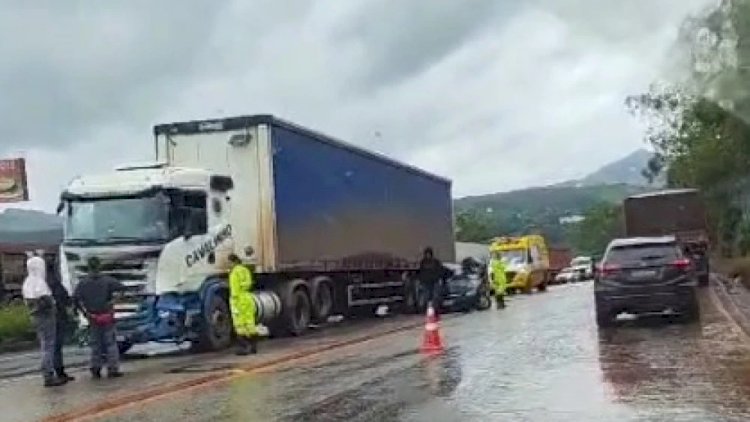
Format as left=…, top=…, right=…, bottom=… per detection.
left=22, top=255, right=68, bottom=387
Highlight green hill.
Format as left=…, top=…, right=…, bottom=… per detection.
left=454, top=183, right=647, bottom=244
left=453, top=150, right=659, bottom=244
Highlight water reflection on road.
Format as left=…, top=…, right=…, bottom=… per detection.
left=99, top=284, right=750, bottom=422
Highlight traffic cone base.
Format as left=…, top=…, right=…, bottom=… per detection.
left=420, top=304, right=444, bottom=354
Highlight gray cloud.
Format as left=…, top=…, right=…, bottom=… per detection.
left=0, top=0, right=714, bottom=211
left=336, top=0, right=517, bottom=90
left=0, top=1, right=221, bottom=152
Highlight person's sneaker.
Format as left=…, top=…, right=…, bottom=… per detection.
left=107, top=370, right=124, bottom=379
left=43, top=377, right=67, bottom=387
left=90, top=369, right=102, bottom=379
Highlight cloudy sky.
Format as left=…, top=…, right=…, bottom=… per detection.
left=0, top=0, right=714, bottom=212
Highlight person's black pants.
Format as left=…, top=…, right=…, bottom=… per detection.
left=52, top=315, right=66, bottom=376
left=423, top=281, right=442, bottom=314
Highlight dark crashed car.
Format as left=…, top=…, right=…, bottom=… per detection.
left=594, top=236, right=700, bottom=327
left=440, top=263, right=492, bottom=313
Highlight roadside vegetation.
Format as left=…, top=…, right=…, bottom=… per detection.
left=625, top=0, right=750, bottom=258
left=0, top=303, right=34, bottom=345
left=571, top=1, right=750, bottom=261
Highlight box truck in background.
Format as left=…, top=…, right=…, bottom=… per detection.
left=623, top=188, right=709, bottom=285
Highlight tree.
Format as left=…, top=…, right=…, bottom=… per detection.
left=625, top=0, right=750, bottom=254
left=568, top=203, right=623, bottom=257
left=455, top=211, right=494, bottom=243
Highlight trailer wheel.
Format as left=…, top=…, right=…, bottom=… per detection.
left=285, top=288, right=312, bottom=336
left=311, top=278, right=334, bottom=323
left=118, top=341, right=133, bottom=356
left=193, top=294, right=233, bottom=352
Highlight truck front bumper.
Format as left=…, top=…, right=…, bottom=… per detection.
left=92, top=293, right=204, bottom=345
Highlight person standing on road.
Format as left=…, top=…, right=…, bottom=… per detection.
left=418, top=247, right=448, bottom=314
left=45, top=255, right=75, bottom=383
left=490, top=256, right=508, bottom=309
left=229, top=253, right=258, bottom=355
left=22, top=255, right=67, bottom=387
left=73, top=257, right=125, bottom=379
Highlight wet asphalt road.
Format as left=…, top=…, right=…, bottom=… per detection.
left=90, top=282, right=750, bottom=422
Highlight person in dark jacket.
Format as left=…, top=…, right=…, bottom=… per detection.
left=46, top=256, right=75, bottom=382
left=73, top=256, right=126, bottom=379
left=418, top=247, right=449, bottom=314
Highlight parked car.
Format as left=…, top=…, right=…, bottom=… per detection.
left=441, top=263, right=492, bottom=313
left=594, top=236, right=700, bottom=327
left=570, top=256, right=594, bottom=281
left=554, top=267, right=577, bottom=284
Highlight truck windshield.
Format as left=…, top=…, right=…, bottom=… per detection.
left=64, top=195, right=170, bottom=244
left=497, top=249, right=527, bottom=265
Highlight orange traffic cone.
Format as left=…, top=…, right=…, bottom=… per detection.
left=420, top=303, right=444, bottom=355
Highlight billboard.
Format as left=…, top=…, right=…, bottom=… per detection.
left=0, top=158, right=29, bottom=203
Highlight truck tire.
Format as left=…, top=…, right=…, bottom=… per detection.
left=310, top=277, right=334, bottom=323
left=402, top=274, right=420, bottom=314
left=284, top=288, right=312, bottom=336
left=118, top=341, right=133, bottom=356
left=522, top=283, right=533, bottom=294
left=538, top=275, right=548, bottom=292
left=193, top=294, right=233, bottom=352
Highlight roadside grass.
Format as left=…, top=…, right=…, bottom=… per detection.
left=0, top=303, right=34, bottom=344
left=713, top=256, right=750, bottom=290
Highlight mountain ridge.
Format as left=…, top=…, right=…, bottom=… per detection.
left=0, top=148, right=658, bottom=246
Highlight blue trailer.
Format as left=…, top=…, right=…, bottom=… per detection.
left=151, top=115, right=455, bottom=342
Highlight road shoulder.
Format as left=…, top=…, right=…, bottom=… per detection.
left=710, top=274, right=750, bottom=340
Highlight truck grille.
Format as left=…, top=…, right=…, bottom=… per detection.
left=69, top=256, right=155, bottom=320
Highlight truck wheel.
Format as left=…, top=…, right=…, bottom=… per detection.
left=118, top=341, right=133, bottom=356
left=311, top=278, right=334, bottom=323
left=538, top=281, right=548, bottom=292
left=194, top=294, right=233, bottom=352
left=285, top=288, right=312, bottom=336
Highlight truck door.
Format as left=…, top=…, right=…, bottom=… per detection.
left=157, top=128, right=266, bottom=268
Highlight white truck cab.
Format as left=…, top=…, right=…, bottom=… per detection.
left=59, top=164, right=241, bottom=352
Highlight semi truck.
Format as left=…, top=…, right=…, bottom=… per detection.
left=623, top=188, right=710, bottom=285
left=58, top=114, right=455, bottom=353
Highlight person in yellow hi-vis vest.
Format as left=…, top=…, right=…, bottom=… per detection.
left=490, top=257, right=507, bottom=310
left=229, top=254, right=258, bottom=355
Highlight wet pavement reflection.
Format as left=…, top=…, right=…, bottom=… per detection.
left=87, top=284, right=750, bottom=421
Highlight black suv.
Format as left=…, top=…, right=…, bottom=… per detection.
left=594, top=236, right=700, bottom=327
